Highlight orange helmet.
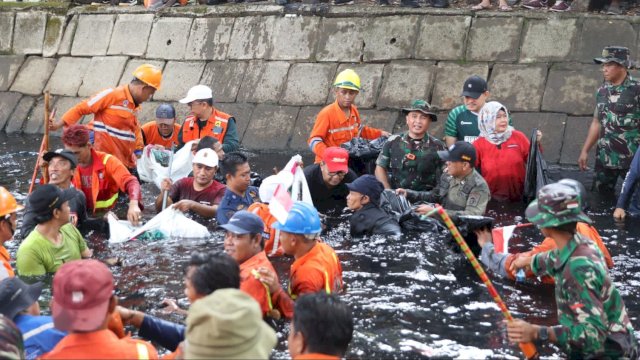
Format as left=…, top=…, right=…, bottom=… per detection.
left=0, top=187, right=23, bottom=218
left=132, top=64, right=162, bottom=90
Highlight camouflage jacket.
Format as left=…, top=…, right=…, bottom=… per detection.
left=375, top=132, right=446, bottom=191
left=595, top=75, right=640, bottom=169
left=404, top=169, right=490, bottom=217
left=532, top=233, right=637, bottom=358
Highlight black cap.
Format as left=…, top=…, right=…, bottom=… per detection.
left=461, top=75, right=488, bottom=99
left=0, top=277, right=43, bottom=319
left=29, top=184, right=75, bottom=219
left=220, top=210, right=265, bottom=235
left=346, top=174, right=385, bottom=204
left=43, top=149, right=78, bottom=169
left=438, top=141, right=477, bottom=165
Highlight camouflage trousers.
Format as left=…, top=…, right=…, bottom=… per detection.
left=593, top=157, right=629, bottom=193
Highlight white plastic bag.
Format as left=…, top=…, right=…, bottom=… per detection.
left=137, top=141, right=196, bottom=189
left=108, top=208, right=210, bottom=244
left=282, top=155, right=313, bottom=205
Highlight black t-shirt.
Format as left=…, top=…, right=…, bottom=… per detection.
left=303, top=164, right=357, bottom=213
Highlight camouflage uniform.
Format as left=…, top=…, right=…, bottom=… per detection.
left=525, top=183, right=637, bottom=359
left=404, top=169, right=490, bottom=217
left=531, top=234, right=637, bottom=359
left=376, top=132, right=446, bottom=191
left=593, top=46, right=640, bottom=192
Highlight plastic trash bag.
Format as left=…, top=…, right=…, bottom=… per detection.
left=282, top=155, right=313, bottom=205
left=108, top=207, right=210, bottom=244
left=341, top=135, right=388, bottom=175
left=137, top=141, right=196, bottom=189
left=379, top=190, right=445, bottom=233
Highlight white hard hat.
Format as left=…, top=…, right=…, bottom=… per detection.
left=179, top=85, right=213, bottom=104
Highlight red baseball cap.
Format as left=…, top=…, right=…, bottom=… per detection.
left=322, top=147, right=349, bottom=173
left=52, top=259, right=114, bottom=332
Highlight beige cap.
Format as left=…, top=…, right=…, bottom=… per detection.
left=192, top=148, right=219, bottom=168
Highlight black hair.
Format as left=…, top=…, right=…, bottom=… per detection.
left=551, top=222, right=578, bottom=234
left=186, top=251, right=240, bottom=296
left=196, top=136, right=220, bottom=152
left=250, top=232, right=265, bottom=249
left=131, top=78, right=147, bottom=87
left=293, top=293, right=354, bottom=356
left=202, top=98, right=213, bottom=107
left=221, top=152, right=248, bottom=177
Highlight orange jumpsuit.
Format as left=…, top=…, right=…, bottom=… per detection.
left=62, top=85, right=144, bottom=169
left=505, top=222, right=614, bottom=283
left=42, top=329, right=158, bottom=359
left=240, top=251, right=293, bottom=319
left=248, top=202, right=284, bottom=257
left=141, top=121, right=180, bottom=148
left=308, top=101, right=382, bottom=163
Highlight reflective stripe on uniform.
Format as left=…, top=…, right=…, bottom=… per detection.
left=323, top=270, right=331, bottom=294
left=327, top=125, right=357, bottom=134
left=136, top=343, right=149, bottom=360
left=269, top=229, right=281, bottom=257
left=87, top=88, right=114, bottom=107
left=108, top=105, right=136, bottom=114
left=214, top=116, right=228, bottom=123
left=93, top=121, right=137, bottom=142
left=309, top=137, right=323, bottom=152
left=94, top=154, right=119, bottom=210
left=22, top=322, right=54, bottom=341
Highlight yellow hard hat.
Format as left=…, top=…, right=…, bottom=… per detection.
left=132, top=64, right=162, bottom=90
left=333, top=69, right=361, bottom=91
left=0, top=187, right=23, bottom=218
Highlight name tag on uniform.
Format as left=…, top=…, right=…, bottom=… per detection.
left=213, top=126, right=223, bottom=134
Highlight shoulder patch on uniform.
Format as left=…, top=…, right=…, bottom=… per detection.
left=468, top=193, right=480, bottom=207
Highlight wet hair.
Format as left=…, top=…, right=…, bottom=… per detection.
left=62, top=125, right=90, bottom=147
left=186, top=251, right=240, bottom=296
left=293, top=293, right=353, bottom=357
left=196, top=136, right=220, bottom=152
left=550, top=222, right=578, bottom=234
left=221, top=152, right=248, bottom=177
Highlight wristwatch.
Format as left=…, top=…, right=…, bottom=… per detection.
left=538, top=326, right=549, bottom=342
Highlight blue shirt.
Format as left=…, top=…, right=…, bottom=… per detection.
left=13, top=314, right=66, bottom=359
left=616, top=149, right=640, bottom=215
left=216, top=186, right=260, bottom=225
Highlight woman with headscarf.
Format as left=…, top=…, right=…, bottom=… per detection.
left=473, top=101, right=530, bottom=202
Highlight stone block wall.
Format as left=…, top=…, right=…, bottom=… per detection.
left=0, top=5, right=637, bottom=164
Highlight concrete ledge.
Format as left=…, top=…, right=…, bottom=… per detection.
left=0, top=92, right=22, bottom=131
left=0, top=56, right=25, bottom=92
left=77, top=56, right=127, bottom=97
left=13, top=12, right=47, bottom=55
left=185, top=18, right=234, bottom=61
left=576, top=18, right=637, bottom=63
left=71, top=14, right=115, bottom=56
left=108, top=14, right=154, bottom=57
left=541, top=64, right=600, bottom=116
left=227, top=16, right=275, bottom=60
left=43, top=15, right=65, bottom=58
left=58, top=14, right=77, bottom=56
left=466, top=17, right=522, bottom=62
left=146, top=17, right=193, bottom=60
left=363, top=15, right=419, bottom=61
left=489, top=64, right=547, bottom=112
left=154, top=61, right=206, bottom=102
left=46, top=57, right=91, bottom=97
left=432, top=62, right=489, bottom=111
left=316, top=18, right=365, bottom=63
left=520, top=18, right=578, bottom=63
left=10, top=57, right=57, bottom=96
left=200, top=61, right=247, bottom=103
left=267, top=15, right=320, bottom=61
left=244, top=104, right=299, bottom=150
left=0, top=13, right=15, bottom=53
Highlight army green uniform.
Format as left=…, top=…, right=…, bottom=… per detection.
left=594, top=75, right=640, bottom=191
left=376, top=132, right=445, bottom=191
left=531, top=233, right=637, bottom=358
left=403, top=169, right=490, bottom=217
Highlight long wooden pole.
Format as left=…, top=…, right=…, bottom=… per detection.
left=42, top=91, right=51, bottom=184
left=433, top=205, right=539, bottom=359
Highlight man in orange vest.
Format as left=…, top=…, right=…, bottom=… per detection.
left=257, top=202, right=343, bottom=316
left=0, top=187, right=23, bottom=281
left=42, top=260, right=158, bottom=359
left=141, top=104, right=180, bottom=148
left=177, top=85, right=240, bottom=153
left=308, top=69, right=390, bottom=163
left=222, top=211, right=293, bottom=319
left=62, top=125, right=143, bottom=226
left=50, top=64, right=162, bottom=171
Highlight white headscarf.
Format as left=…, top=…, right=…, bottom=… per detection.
left=478, top=101, right=513, bottom=145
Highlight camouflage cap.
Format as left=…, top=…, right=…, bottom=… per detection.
left=525, top=183, right=592, bottom=229
left=594, top=46, right=630, bottom=68
left=402, top=99, right=437, bottom=121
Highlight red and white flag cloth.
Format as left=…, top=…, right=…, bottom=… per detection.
left=491, top=223, right=533, bottom=254
left=269, top=184, right=294, bottom=224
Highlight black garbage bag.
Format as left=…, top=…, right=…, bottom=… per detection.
left=341, top=136, right=388, bottom=176
left=379, top=190, right=445, bottom=234
left=523, top=128, right=552, bottom=203
left=448, top=215, right=494, bottom=256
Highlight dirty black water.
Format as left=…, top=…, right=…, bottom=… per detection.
left=2, top=134, right=639, bottom=359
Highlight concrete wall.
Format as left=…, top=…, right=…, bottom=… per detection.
left=0, top=6, right=638, bottom=164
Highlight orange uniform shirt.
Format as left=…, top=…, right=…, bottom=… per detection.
left=248, top=203, right=284, bottom=257
left=62, top=85, right=144, bottom=169
left=72, top=149, right=139, bottom=213
left=295, top=353, right=341, bottom=360
left=308, top=101, right=382, bottom=163
left=290, top=241, right=343, bottom=297
left=0, top=245, right=15, bottom=280
left=505, top=222, right=614, bottom=283
left=240, top=251, right=293, bottom=319
left=42, top=329, right=158, bottom=359
left=141, top=121, right=180, bottom=148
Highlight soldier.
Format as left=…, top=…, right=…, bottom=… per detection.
left=507, top=183, right=637, bottom=359
left=375, top=99, right=445, bottom=192
left=579, top=46, right=640, bottom=192
left=397, top=141, right=490, bottom=219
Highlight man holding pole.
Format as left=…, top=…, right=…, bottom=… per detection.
left=155, top=148, right=225, bottom=220
left=508, top=183, right=637, bottom=358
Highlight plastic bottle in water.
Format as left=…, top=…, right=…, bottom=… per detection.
left=516, top=269, right=526, bottom=283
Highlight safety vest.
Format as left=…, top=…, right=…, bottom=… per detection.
left=72, top=150, right=120, bottom=213
left=181, top=109, right=231, bottom=144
